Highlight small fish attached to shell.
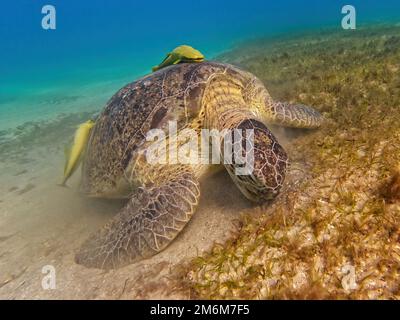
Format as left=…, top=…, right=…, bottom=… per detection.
left=60, top=119, right=95, bottom=186
left=152, top=45, right=205, bottom=72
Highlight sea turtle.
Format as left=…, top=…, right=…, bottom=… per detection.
left=75, top=61, right=323, bottom=269
left=152, top=45, right=204, bottom=72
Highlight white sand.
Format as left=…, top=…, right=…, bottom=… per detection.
left=0, top=143, right=254, bottom=299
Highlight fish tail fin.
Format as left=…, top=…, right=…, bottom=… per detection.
left=57, top=180, right=69, bottom=188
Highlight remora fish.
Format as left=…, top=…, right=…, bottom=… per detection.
left=152, top=45, right=204, bottom=72
left=60, top=119, right=95, bottom=186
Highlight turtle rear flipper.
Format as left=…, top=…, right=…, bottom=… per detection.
left=75, top=166, right=200, bottom=270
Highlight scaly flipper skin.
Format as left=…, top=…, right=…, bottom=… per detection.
left=266, top=101, right=323, bottom=129
left=75, top=167, right=200, bottom=270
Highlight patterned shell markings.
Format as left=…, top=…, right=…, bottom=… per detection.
left=82, top=62, right=228, bottom=191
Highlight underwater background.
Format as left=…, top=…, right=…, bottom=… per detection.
left=1, top=1, right=400, bottom=299
left=1, top=0, right=400, bottom=129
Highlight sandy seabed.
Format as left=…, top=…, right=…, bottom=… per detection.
left=0, top=135, right=255, bottom=299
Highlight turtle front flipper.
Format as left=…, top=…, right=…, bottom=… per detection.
left=266, top=101, right=323, bottom=129
left=75, top=166, right=200, bottom=269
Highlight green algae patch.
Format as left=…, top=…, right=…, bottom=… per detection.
left=180, top=25, right=400, bottom=299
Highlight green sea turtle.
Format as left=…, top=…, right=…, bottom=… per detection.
left=152, top=45, right=204, bottom=72
left=75, top=61, right=323, bottom=269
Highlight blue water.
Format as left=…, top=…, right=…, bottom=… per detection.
left=1, top=0, right=399, bottom=129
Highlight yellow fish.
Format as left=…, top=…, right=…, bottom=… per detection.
left=152, top=45, right=205, bottom=72
left=60, top=119, right=95, bottom=186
